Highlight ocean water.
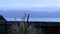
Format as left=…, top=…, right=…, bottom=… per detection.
left=5, top=18, right=60, bottom=22
left=0, top=10, right=60, bottom=22
left=0, top=11, right=60, bottom=18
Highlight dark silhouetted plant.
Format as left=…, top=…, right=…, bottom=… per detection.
left=8, top=12, right=37, bottom=34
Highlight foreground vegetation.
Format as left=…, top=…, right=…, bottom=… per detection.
left=7, top=13, right=42, bottom=34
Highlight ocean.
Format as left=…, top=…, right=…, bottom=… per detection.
left=5, top=18, right=60, bottom=22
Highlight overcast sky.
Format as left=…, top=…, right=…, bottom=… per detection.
left=0, top=0, right=60, bottom=10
